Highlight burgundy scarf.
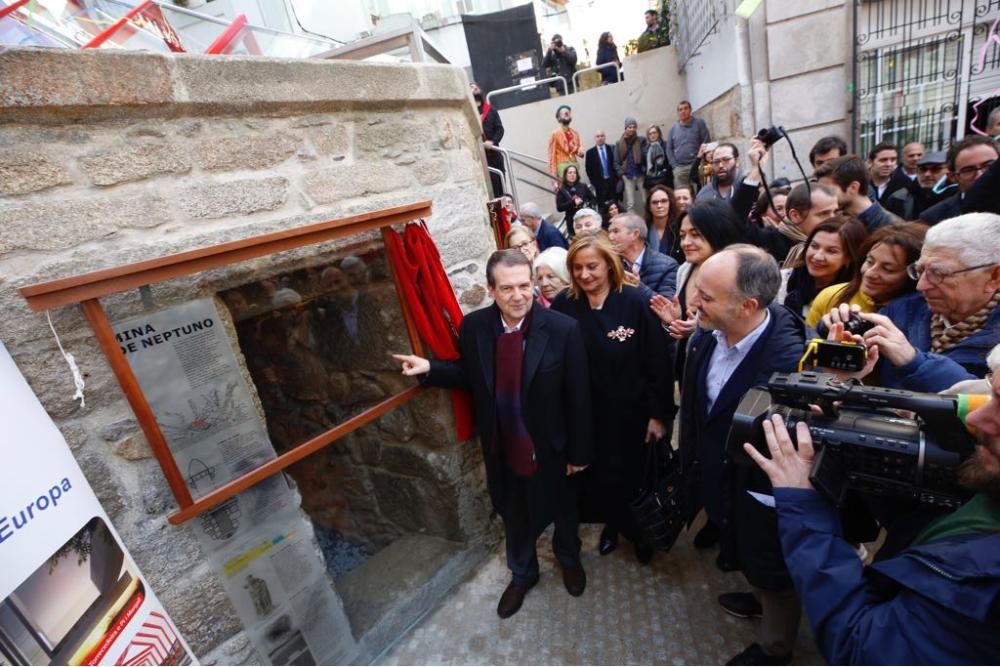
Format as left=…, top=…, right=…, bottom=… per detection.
left=493, top=311, right=537, bottom=477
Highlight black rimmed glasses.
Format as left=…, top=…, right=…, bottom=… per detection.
left=906, top=262, right=995, bottom=285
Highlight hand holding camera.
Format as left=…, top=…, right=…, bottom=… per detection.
left=859, top=312, right=918, bottom=367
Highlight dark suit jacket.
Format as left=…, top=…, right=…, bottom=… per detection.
left=535, top=220, right=568, bottom=251
left=628, top=247, right=678, bottom=300
left=585, top=144, right=619, bottom=204
left=918, top=193, right=962, bottom=225
left=423, top=304, right=594, bottom=512
left=679, top=304, right=807, bottom=590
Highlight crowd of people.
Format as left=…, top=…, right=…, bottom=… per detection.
left=399, top=98, right=1000, bottom=664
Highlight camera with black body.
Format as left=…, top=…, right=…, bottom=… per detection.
left=756, top=126, right=785, bottom=150
left=728, top=372, right=976, bottom=509
left=843, top=313, right=876, bottom=336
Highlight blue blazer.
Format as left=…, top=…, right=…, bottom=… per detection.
left=878, top=291, right=1000, bottom=392
left=776, top=487, right=1000, bottom=665
left=535, top=220, right=568, bottom=251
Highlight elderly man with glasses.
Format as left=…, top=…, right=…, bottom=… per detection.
left=839, top=212, right=1000, bottom=393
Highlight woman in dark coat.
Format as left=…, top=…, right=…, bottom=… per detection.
left=552, top=234, right=674, bottom=564
left=641, top=125, right=673, bottom=192
left=643, top=185, right=683, bottom=263
left=595, top=32, right=621, bottom=85
left=555, top=165, right=596, bottom=236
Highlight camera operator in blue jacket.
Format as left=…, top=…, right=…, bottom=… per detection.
left=741, top=344, right=1000, bottom=665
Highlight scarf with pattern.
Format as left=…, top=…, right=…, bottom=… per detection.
left=930, top=290, right=1000, bottom=354
left=778, top=221, right=809, bottom=269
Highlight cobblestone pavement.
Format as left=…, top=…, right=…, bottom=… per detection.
left=381, top=520, right=824, bottom=665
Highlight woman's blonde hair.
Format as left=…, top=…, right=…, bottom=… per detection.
left=565, top=231, right=624, bottom=299
left=504, top=225, right=536, bottom=248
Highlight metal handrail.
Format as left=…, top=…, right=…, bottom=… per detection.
left=486, top=76, right=568, bottom=104
left=515, top=176, right=556, bottom=194
left=500, top=146, right=549, bottom=166
left=486, top=167, right=509, bottom=199
left=573, top=62, right=622, bottom=90
left=509, top=154, right=557, bottom=181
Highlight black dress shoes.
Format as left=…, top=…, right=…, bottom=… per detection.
left=693, top=520, right=720, bottom=549
left=561, top=563, right=586, bottom=596
left=633, top=541, right=654, bottom=565
left=497, top=576, right=539, bottom=619
left=718, top=591, right=763, bottom=619
left=725, top=643, right=792, bottom=666
left=598, top=526, right=618, bottom=555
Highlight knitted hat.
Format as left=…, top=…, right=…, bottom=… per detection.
left=624, top=116, right=638, bottom=128
left=555, top=104, right=572, bottom=119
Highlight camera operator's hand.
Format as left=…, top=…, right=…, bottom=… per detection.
left=859, top=312, right=917, bottom=367
left=743, top=414, right=815, bottom=489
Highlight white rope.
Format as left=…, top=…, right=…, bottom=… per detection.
left=46, top=311, right=86, bottom=409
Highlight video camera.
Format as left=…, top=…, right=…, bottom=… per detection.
left=728, top=372, right=977, bottom=510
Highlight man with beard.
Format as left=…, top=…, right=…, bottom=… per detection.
left=471, top=82, right=505, bottom=198
left=548, top=104, right=584, bottom=181
left=695, top=142, right=742, bottom=203
left=742, top=344, right=1000, bottom=664
left=885, top=150, right=955, bottom=220
left=615, top=117, right=646, bottom=212
left=670, top=245, right=808, bottom=666
left=920, top=135, right=999, bottom=225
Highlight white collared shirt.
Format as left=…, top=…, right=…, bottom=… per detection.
left=501, top=314, right=526, bottom=333
left=631, top=248, right=646, bottom=273
left=705, top=310, right=771, bottom=412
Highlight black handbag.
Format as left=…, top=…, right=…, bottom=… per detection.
left=630, top=437, right=686, bottom=552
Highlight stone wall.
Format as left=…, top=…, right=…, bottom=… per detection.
left=0, top=47, right=497, bottom=664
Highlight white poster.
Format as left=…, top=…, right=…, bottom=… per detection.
left=0, top=342, right=196, bottom=666
left=112, top=299, right=357, bottom=665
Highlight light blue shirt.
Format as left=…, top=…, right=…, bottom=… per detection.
left=705, top=311, right=771, bottom=413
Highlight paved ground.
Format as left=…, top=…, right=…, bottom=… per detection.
left=381, top=519, right=824, bottom=665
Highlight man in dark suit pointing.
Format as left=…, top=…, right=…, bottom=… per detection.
left=393, top=249, right=593, bottom=619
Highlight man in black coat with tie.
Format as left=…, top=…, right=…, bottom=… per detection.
left=585, top=129, right=620, bottom=208
left=669, top=245, right=807, bottom=665
left=393, top=250, right=594, bottom=619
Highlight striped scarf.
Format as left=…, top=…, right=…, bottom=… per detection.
left=930, top=290, right=1000, bottom=354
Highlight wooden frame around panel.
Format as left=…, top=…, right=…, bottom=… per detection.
left=20, top=201, right=432, bottom=525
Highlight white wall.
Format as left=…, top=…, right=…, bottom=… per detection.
left=495, top=46, right=686, bottom=215
left=682, top=17, right=740, bottom=111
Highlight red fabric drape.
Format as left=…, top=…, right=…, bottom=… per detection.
left=385, top=222, right=475, bottom=441
left=498, top=206, right=512, bottom=242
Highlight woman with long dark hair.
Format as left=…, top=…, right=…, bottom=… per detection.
left=642, top=185, right=682, bottom=262
left=777, top=216, right=868, bottom=316
left=650, top=200, right=745, bottom=376
left=807, top=222, right=927, bottom=328
left=556, top=165, right=596, bottom=235
left=552, top=234, right=674, bottom=565
left=595, top=32, right=622, bottom=85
